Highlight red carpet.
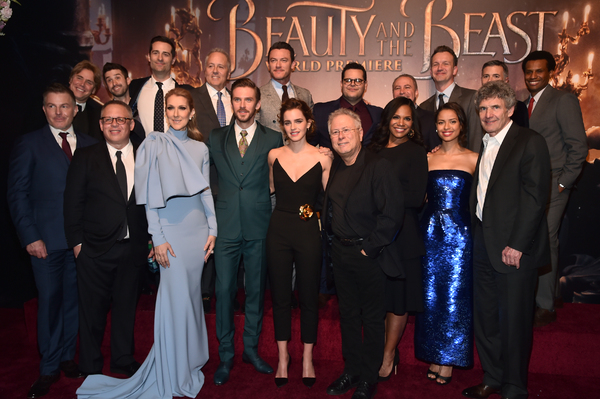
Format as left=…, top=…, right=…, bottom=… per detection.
left=1, top=292, right=598, bottom=399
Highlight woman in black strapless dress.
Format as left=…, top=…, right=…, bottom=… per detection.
left=266, top=99, right=332, bottom=388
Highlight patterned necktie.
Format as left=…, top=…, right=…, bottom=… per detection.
left=239, top=130, right=249, bottom=157
left=438, top=93, right=445, bottom=110
left=216, top=91, right=227, bottom=127
left=58, top=132, right=72, bottom=161
left=527, top=97, right=535, bottom=118
left=281, top=85, right=290, bottom=103
left=154, top=82, right=164, bottom=132
left=115, top=151, right=128, bottom=239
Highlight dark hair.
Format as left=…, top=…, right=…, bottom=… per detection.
left=432, top=45, right=458, bottom=67
left=43, top=83, right=76, bottom=105
left=369, top=97, right=424, bottom=152
left=164, top=88, right=203, bottom=141
left=521, top=50, right=556, bottom=72
left=102, top=62, right=129, bottom=85
left=278, top=98, right=315, bottom=142
left=435, top=102, right=468, bottom=148
left=231, top=78, right=261, bottom=102
left=70, top=60, right=102, bottom=91
left=267, top=41, right=295, bottom=62
left=475, top=81, right=517, bottom=110
left=342, top=62, right=367, bottom=81
left=149, top=35, right=176, bottom=57
left=101, top=100, right=133, bottom=118
left=481, top=60, right=509, bottom=78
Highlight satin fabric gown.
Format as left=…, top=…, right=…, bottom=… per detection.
left=414, top=170, right=474, bottom=367
left=77, top=128, right=217, bottom=398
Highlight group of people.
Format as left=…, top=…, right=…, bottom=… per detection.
left=7, top=33, right=588, bottom=399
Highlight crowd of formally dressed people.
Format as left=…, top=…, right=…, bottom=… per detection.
left=7, top=35, right=588, bottom=399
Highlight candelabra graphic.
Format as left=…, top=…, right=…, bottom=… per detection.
left=165, top=0, right=203, bottom=87
left=92, top=3, right=111, bottom=45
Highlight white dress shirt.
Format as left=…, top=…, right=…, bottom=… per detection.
left=107, top=141, right=134, bottom=238
left=49, top=125, right=77, bottom=155
left=436, top=82, right=456, bottom=110
left=270, top=79, right=296, bottom=100
left=206, top=83, right=233, bottom=123
left=138, top=76, right=176, bottom=135
left=476, top=120, right=513, bottom=221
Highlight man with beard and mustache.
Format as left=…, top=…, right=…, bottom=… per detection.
left=103, top=63, right=146, bottom=144
left=207, top=78, right=283, bottom=386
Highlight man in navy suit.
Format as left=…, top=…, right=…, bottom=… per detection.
left=7, top=83, right=96, bottom=398
left=310, top=62, right=383, bottom=149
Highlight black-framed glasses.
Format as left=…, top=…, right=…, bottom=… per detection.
left=101, top=117, right=132, bottom=125
left=342, top=78, right=365, bottom=85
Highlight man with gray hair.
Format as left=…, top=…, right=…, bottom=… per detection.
left=323, top=108, right=403, bottom=399
left=480, top=60, right=528, bottom=128
left=463, top=81, right=551, bottom=399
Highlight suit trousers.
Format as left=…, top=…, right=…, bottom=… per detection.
left=332, top=239, right=385, bottom=384
left=215, top=233, right=267, bottom=362
left=76, top=242, right=142, bottom=373
left=536, top=181, right=570, bottom=310
left=473, top=223, right=537, bottom=399
left=31, top=249, right=78, bottom=375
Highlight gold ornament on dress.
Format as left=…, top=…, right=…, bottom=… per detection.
left=299, top=204, right=314, bottom=221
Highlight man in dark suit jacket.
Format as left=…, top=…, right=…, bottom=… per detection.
left=64, top=100, right=149, bottom=377
left=521, top=51, right=588, bottom=327
left=392, top=73, right=439, bottom=151
left=190, top=48, right=233, bottom=312
left=323, top=108, right=404, bottom=399
left=128, top=36, right=193, bottom=135
left=208, top=78, right=282, bottom=385
left=7, top=84, right=96, bottom=398
left=311, top=62, right=382, bottom=149
left=463, top=81, right=551, bottom=399
left=70, top=60, right=104, bottom=142
left=420, top=45, right=483, bottom=152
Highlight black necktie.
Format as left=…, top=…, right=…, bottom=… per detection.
left=281, top=85, right=290, bottom=103
left=115, top=151, right=128, bottom=240
left=154, top=82, right=164, bottom=132
left=77, top=104, right=83, bottom=113
left=438, top=93, right=445, bottom=110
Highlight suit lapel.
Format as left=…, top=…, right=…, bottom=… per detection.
left=449, top=85, right=462, bottom=103
left=199, top=84, right=221, bottom=128
left=43, top=126, right=71, bottom=166
left=529, top=85, right=552, bottom=121
left=224, top=124, right=241, bottom=181
left=100, top=145, right=128, bottom=205
left=238, top=123, right=265, bottom=185
left=486, top=124, right=519, bottom=192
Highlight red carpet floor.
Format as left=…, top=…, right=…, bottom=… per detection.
left=1, top=291, right=598, bottom=399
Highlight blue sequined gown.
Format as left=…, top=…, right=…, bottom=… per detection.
left=414, top=170, right=473, bottom=367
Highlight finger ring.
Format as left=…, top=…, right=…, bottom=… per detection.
left=211, top=250, right=214, bottom=254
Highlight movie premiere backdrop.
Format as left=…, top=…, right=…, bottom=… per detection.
left=2, top=0, right=599, bottom=305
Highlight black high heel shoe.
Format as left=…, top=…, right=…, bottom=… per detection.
left=274, top=354, right=291, bottom=388
left=301, top=357, right=316, bottom=388
left=378, top=348, right=400, bottom=382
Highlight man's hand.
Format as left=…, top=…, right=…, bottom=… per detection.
left=558, top=184, right=565, bottom=193
left=73, top=245, right=82, bottom=258
left=318, top=146, right=334, bottom=160
left=502, top=246, right=523, bottom=269
left=26, top=240, right=48, bottom=259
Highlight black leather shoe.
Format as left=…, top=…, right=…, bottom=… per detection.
left=242, top=352, right=274, bottom=374
left=351, top=381, right=377, bottom=399
left=214, top=361, right=233, bottom=385
left=110, top=361, right=141, bottom=377
left=27, top=374, right=60, bottom=398
left=326, top=373, right=360, bottom=395
left=462, top=383, right=501, bottom=398
left=60, top=360, right=85, bottom=378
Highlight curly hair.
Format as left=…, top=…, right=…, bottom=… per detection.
left=278, top=98, right=315, bottom=142
left=368, top=97, right=424, bottom=152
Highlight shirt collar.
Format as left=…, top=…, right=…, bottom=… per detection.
left=206, top=82, right=227, bottom=98
left=483, top=120, right=513, bottom=148
left=235, top=120, right=257, bottom=135
left=106, top=141, right=133, bottom=158
left=49, top=125, right=75, bottom=136
left=438, top=82, right=456, bottom=99
left=271, top=79, right=291, bottom=90
left=529, top=84, right=549, bottom=103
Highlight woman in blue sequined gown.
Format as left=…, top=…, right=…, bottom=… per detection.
left=77, top=88, right=216, bottom=399
left=414, top=103, right=478, bottom=385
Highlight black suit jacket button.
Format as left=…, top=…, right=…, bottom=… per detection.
left=240, top=186, right=243, bottom=190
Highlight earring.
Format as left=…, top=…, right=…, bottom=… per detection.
left=408, top=129, right=415, bottom=138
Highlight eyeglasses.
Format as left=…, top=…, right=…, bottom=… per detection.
left=342, top=78, right=365, bottom=86
left=330, top=127, right=356, bottom=137
left=101, top=117, right=132, bottom=125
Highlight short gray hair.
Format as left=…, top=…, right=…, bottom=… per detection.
left=475, top=81, right=517, bottom=110
left=327, top=108, right=362, bottom=134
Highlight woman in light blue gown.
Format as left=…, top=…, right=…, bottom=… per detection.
left=77, top=88, right=217, bottom=399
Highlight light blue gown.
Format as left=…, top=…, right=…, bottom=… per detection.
left=77, top=128, right=217, bottom=399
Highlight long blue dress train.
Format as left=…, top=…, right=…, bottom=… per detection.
left=414, top=170, right=473, bottom=367
left=77, top=128, right=217, bottom=398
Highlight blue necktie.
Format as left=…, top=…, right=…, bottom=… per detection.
left=217, top=91, right=226, bottom=127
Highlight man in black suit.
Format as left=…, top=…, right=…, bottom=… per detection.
left=480, top=60, right=529, bottom=128
left=392, top=73, right=439, bottom=151
left=64, top=100, right=149, bottom=377
left=323, top=108, right=403, bottom=399
left=129, top=36, right=192, bottom=135
left=311, top=62, right=383, bottom=149
left=70, top=60, right=103, bottom=142
left=103, top=62, right=146, bottom=144
left=420, top=45, right=483, bottom=152
left=462, top=81, right=551, bottom=399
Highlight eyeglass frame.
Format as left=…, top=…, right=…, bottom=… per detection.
left=329, top=127, right=358, bottom=137
left=100, top=117, right=133, bottom=125
left=342, top=78, right=365, bottom=86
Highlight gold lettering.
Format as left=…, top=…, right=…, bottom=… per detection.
left=335, top=60, right=344, bottom=71
left=390, top=22, right=400, bottom=38
left=404, top=22, right=414, bottom=38
left=395, top=59, right=402, bottom=71
left=311, top=16, right=333, bottom=56
left=390, top=40, right=399, bottom=56
left=379, top=40, right=385, bottom=56
left=463, top=13, right=485, bottom=55
left=374, top=60, right=382, bottom=71
left=326, top=60, right=335, bottom=71
left=383, top=60, right=392, bottom=71
left=311, top=60, right=322, bottom=71
left=527, top=11, right=558, bottom=51
left=480, top=13, right=509, bottom=56
left=422, top=0, right=460, bottom=73
left=505, top=11, right=531, bottom=64
left=286, top=16, right=309, bottom=56
left=350, top=15, right=376, bottom=56
left=229, top=3, right=263, bottom=79
left=266, top=17, right=286, bottom=54
left=376, top=22, right=387, bottom=38
left=404, top=39, right=412, bottom=56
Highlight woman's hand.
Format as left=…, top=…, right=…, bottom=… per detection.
left=204, top=235, right=216, bottom=263
left=155, top=242, right=176, bottom=268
